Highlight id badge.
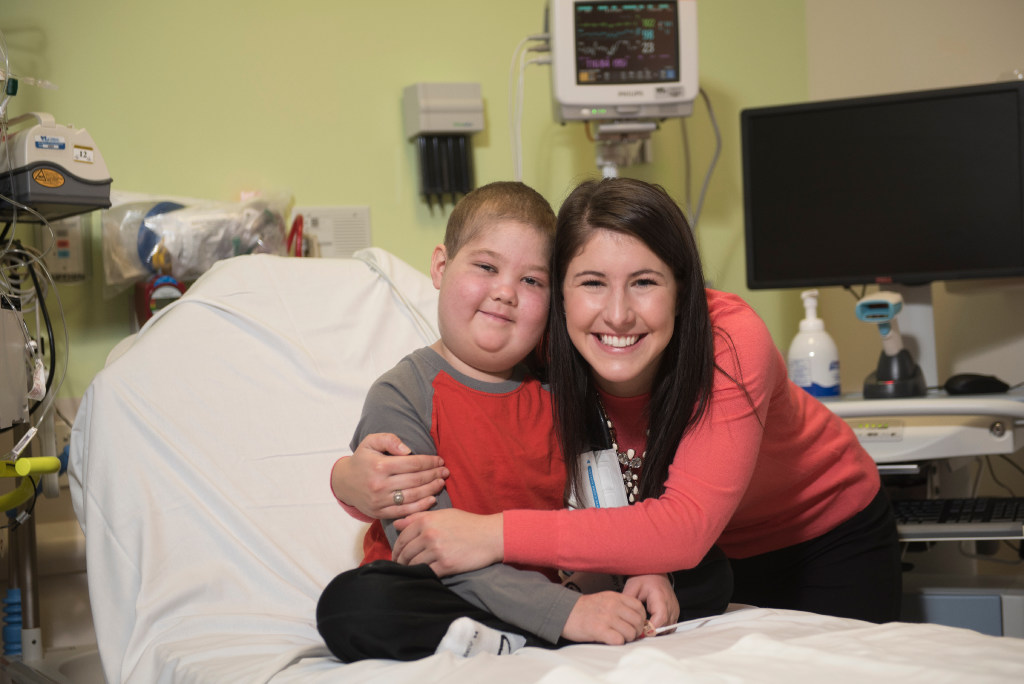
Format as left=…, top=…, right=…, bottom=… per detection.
left=573, top=448, right=629, bottom=509
left=563, top=449, right=629, bottom=592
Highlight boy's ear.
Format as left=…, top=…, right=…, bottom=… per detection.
left=429, top=244, right=448, bottom=289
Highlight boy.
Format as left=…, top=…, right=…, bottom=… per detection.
left=316, top=182, right=662, bottom=661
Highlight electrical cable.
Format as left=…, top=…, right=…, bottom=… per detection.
left=30, top=257, right=70, bottom=432
left=26, top=258, right=57, bottom=402
left=54, top=404, right=74, bottom=431
left=0, top=242, right=68, bottom=438
left=519, top=56, right=551, bottom=180
left=0, top=27, right=10, bottom=119
left=508, top=33, right=549, bottom=182
left=507, top=37, right=530, bottom=182
left=996, top=454, right=1024, bottom=478
left=953, top=455, right=1022, bottom=564
left=843, top=284, right=869, bottom=301
left=681, top=116, right=692, bottom=215
left=508, top=37, right=533, bottom=182
left=685, top=88, right=721, bottom=234
left=354, top=251, right=439, bottom=345
left=0, top=476, right=39, bottom=530
left=984, top=455, right=1017, bottom=497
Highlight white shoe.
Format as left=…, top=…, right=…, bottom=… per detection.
left=435, top=616, right=527, bottom=657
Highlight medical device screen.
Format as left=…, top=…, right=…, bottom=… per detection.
left=573, top=2, right=680, bottom=86
left=741, top=80, right=1024, bottom=289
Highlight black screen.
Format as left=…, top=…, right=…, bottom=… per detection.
left=741, top=82, right=1024, bottom=289
left=573, top=2, right=680, bottom=86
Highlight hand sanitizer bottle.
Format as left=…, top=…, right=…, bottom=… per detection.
left=787, top=289, right=840, bottom=397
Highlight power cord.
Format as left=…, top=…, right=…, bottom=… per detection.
left=508, top=33, right=550, bottom=182
left=680, top=88, right=721, bottom=234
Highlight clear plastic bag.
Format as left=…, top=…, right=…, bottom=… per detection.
left=102, top=192, right=291, bottom=293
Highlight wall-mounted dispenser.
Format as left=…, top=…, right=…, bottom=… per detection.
left=402, top=83, right=484, bottom=209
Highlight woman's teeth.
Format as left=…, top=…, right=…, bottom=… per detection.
left=600, top=334, right=638, bottom=348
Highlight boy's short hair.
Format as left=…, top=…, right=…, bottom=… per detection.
left=444, top=182, right=556, bottom=258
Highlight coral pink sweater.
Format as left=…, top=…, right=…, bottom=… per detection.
left=504, top=289, right=880, bottom=574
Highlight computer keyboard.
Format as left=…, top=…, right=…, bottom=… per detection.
left=892, top=497, right=1024, bottom=541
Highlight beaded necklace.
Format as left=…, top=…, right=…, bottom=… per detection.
left=596, top=398, right=647, bottom=504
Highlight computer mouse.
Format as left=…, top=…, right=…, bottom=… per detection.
left=943, top=373, right=1010, bottom=395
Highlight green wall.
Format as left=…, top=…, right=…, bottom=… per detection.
left=2, top=0, right=808, bottom=401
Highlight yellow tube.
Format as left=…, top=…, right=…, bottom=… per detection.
left=0, top=457, right=60, bottom=512
left=14, top=456, right=61, bottom=477
left=0, top=477, right=37, bottom=513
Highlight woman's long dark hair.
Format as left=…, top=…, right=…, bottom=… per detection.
left=550, top=178, right=715, bottom=502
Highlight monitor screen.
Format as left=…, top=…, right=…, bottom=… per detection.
left=548, top=0, right=698, bottom=122
left=741, top=81, right=1024, bottom=290
left=573, top=2, right=680, bottom=86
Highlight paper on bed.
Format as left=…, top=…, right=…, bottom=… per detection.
left=68, top=250, right=439, bottom=683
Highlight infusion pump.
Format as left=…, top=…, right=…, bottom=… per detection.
left=0, top=111, right=111, bottom=222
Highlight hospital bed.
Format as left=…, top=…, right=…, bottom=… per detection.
left=68, top=249, right=1024, bottom=683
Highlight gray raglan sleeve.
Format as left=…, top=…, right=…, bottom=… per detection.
left=352, top=357, right=579, bottom=643
left=384, top=489, right=579, bottom=644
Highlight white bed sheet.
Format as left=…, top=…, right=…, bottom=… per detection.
left=68, top=250, right=1024, bottom=683
left=271, top=607, right=1024, bottom=684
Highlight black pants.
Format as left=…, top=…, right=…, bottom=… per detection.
left=730, top=486, right=902, bottom=623
left=317, top=546, right=732, bottom=662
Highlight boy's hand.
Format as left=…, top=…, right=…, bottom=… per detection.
left=561, top=591, right=647, bottom=645
left=331, top=433, right=448, bottom=519
left=392, top=509, right=503, bottom=575
left=623, top=574, right=679, bottom=630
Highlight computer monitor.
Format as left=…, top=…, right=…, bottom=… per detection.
left=740, top=81, right=1024, bottom=386
left=548, top=0, right=699, bottom=123
left=741, top=81, right=1024, bottom=291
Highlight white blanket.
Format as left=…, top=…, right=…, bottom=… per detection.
left=69, top=250, right=1024, bottom=683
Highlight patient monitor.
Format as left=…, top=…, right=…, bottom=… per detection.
left=548, top=0, right=699, bottom=122
left=547, top=0, right=699, bottom=176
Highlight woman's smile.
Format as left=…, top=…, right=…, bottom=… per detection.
left=564, top=229, right=677, bottom=397
left=596, top=333, right=644, bottom=349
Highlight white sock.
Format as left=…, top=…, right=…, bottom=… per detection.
left=435, top=616, right=527, bottom=657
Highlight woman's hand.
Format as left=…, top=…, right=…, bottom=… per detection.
left=331, top=433, right=448, bottom=519
left=623, top=574, right=679, bottom=631
left=392, top=509, right=503, bottom=576
left=562, top=592, right=647, bottom=644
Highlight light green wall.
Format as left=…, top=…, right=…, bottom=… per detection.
left=2, top=0, right=808, bottom=401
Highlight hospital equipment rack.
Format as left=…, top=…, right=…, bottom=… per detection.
left=825, top=391, right=1024, bottom=543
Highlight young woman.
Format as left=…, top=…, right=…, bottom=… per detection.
left=386, top=177, right=902, bottom=623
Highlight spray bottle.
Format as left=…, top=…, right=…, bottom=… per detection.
left=787, top=289, right=840, bottom=397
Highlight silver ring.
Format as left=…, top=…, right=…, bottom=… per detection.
left=392, top=490, right=405, bottom=505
